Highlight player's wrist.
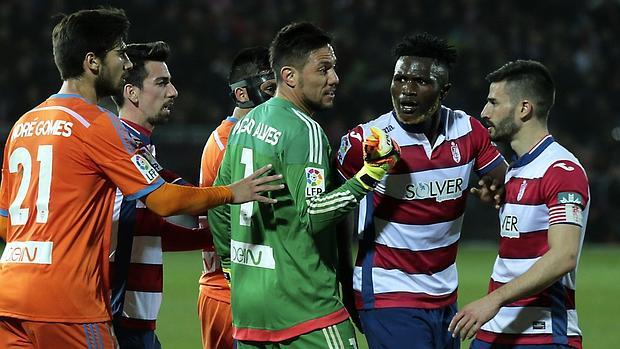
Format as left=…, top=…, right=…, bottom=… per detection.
left=354, top=164, right=387, bottom=190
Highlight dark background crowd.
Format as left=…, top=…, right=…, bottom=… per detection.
left=1, top=0, right=618, bottom=242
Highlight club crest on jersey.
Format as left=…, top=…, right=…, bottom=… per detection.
left=337, top=135, right=351, bottom=165
left=558, top=192, right=583, bottom=205
left=517, top=179, right=528, bottom=201
left=305, top=167, right=325, bottom=197
left=131, top=153, right=159, bottom=184
left=450, top=142, right=461, bottom=163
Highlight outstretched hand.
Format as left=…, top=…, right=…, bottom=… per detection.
left=470, top=175, right=504, bottom=209
left=228, top=164, right=284, bottom=204
left=448, top=296, right=501, bottom=340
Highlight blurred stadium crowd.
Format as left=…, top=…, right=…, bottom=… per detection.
left=0, top=0, right=618, bottom=242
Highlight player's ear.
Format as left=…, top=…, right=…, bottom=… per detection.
left=124, top=84, right=139, bottom=104
left=519, top=100, right=533, bottom=121
left=234, top=87, right=249, bottom=103
left=85, top=52, right=100, bottom=74
left=281, top=66, right=296, bottom=88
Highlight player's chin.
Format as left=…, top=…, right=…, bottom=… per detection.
left=396, top=111, right=426, bottom=125
left=321, top=96, right=335, bottom=108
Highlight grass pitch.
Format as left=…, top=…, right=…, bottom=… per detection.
left=157, top=244, right=619, bottom=348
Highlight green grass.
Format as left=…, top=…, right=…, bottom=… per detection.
left=1, top=243, right=616, bottom=347
left=156, top=244, right=620, bottom=348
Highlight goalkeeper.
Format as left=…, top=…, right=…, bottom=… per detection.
left=208, top=22, right=399, bottom=348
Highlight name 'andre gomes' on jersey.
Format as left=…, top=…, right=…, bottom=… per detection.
left=231, top=118, right=282, bottom=146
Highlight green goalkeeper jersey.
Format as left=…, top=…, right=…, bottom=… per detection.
left=208, top=97, right=368, bottom=342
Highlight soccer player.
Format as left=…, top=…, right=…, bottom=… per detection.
left=197, top=46, right=276, bottom=349
left=0, top=8, right=281, bottom=348
left=336, top=33, right=507, bottom=349
left=109, top=41, right=212, bottom=349
left=448, top=60, right=589, bottom=349
left=208, top=22, right=399, bottom=348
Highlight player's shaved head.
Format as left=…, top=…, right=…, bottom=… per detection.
left=52, top=7, right=130, bottom=80
left=486, top=60, right=555, bottom=120
left=393, top=33, right=457, bottom=85
left=270, top=22, right=332, bottom=83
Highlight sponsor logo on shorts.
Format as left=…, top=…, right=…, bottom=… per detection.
left=0, top=241, right=53, bottom=264
left=231, top=240, right=275, bottom=269
left=131, top=153, right=159, bottom=184
left=305, top=167, right=325, bottom=197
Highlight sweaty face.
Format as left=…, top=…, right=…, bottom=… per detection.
left=135, top=61, right=178, bottom=126
left=297, top=44, right=339, bottom=112
left=390, top=56, right=446, bottom=125
left=95, top=42, right=133, bottom=97
left=481, top=81, right=520, bottom=142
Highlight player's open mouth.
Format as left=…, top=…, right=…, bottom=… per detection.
left=480, top=118, right=493, bottom=133
left=325, top=90, right=336, bottom=97
left=399, top=100, right=418, bottom=114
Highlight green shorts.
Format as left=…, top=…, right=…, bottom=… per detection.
left=237, top=319, right=358, bottom=349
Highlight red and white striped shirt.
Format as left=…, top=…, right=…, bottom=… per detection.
left=477, top=135, right=589, bottom=348
left=337, top=107, right=504, bottom=309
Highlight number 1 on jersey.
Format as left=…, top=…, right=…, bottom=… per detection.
left=239, top=148, right=254, bottom=226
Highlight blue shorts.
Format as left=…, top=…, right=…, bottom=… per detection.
left=113, top=324, right=161, bottom=349
left=470, top=340, right=575, bottom=349
left=359, top=305, right=459, bottom=349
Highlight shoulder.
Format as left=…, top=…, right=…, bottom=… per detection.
left=442, top=106, right=482, bottom=138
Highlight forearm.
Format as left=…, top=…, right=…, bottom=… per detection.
left=304, top=178, right=368, bottom=234
left=144, top=182, right=233, bottom=216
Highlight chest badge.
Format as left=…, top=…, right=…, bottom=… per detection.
left=517, top=179, right=527, bottom=201
left=450, top=141, right=461, bottom=163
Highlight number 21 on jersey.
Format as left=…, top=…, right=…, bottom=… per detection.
left=8, top=145, right=53, bottom=225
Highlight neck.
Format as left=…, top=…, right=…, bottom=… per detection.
left=231, top=106, right=252, bottom=119
left=58, top=79, right=98, bottom=105
left=510, top=121, right=549, bottom=157
left=275, top=88, right=314, bottom=116
left=119, top=107, right=154, bottom=132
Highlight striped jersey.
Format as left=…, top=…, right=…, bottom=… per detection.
left=208, top=97, right=369, bottom=342
left=336, top=107, right=504, bottom=310
left=197, top=116, right=235, bottom=303
left=477, top=135, right=589, bottom=348
left=0, top=94, right=164, bottom=322
left=110, top=119, right=211, bottom=330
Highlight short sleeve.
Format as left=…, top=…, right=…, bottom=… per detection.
left=541, top=160, right=589, bottom=226
left=82, top=111, right=164, bottom=200
left=335, top=125, right=364, bottom=180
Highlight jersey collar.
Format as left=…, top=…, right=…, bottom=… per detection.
left=510, top=134, right=554, bottom=169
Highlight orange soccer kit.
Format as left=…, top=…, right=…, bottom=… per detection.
left=0, top=94, right=166, bottom=348
left=197, top=116, right=237, bottom=349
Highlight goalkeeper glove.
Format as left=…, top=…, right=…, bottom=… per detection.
left=354, top=127, right=400, bottom=190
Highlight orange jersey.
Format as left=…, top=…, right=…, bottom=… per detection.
left=0, top=94, right=164, bottom=323
left=198, top=117, right=237, bottom=301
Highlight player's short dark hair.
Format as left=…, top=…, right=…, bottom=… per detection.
left=270, top=22, right=331, bottom=83
left=52, top=7, right=130, bottom=80
left=486, top=60, right=555, bottom=119
left=229, top=46, right=271, bottom=84
left=393, top=32, right=458, bottom=71
left=112, top=41, right=170, bottom=107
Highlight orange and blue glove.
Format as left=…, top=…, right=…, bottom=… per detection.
left=354, top=127, right=401, bottom=190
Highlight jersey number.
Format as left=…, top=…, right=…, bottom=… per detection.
left=239, top=148, right=254, bottom=226
left=8, top=145, right=53, bottom=225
